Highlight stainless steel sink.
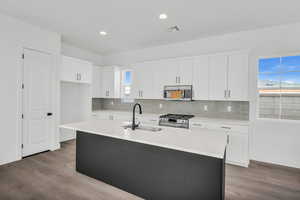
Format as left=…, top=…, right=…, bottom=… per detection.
left=122, top=124, right=162, bottom=132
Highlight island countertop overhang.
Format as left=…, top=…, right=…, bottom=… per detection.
left=60, top=119, right=227, bottom=159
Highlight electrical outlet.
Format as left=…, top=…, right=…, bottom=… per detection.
left=227, top=106, right=232, bottom=112
left=204, top=105, right=208, bottom=111
left=159, top=103, right=163, bottom=109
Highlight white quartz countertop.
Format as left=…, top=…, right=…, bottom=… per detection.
left=60, top=119, right=227, bottom=159
left=92, top=110, right=250, bottom=126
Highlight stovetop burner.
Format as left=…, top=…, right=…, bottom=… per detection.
left=159, top=114, right=194, bottom=129
left=159, top=114, right=195, bottom=120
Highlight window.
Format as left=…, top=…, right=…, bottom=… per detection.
left=121, top=70, right=134, bottom=102
left=258, top=55, right=300, bottom=120
left=123, top=71, right=132, bottom=96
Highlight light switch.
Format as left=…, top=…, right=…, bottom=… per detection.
left=204, top=105, right=208, bottom=111
left=159, top=103, right=163, bottom=109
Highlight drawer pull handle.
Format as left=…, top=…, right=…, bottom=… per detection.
left=221, top=126, right=231, bottom=129
left=193, top=124, right=202, bottom=126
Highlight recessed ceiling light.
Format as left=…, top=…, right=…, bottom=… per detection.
left=99, top=31, right=107, bottom=36
left=159, top=13, right=168, bottom=20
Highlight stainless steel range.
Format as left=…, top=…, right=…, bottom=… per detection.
left=159, top=114, right=194, bottom=129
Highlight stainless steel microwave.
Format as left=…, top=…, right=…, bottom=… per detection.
left=163, top=85, right=193, bottom=101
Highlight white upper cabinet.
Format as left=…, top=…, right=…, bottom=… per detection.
left=101, top=66, right=120, bottom=98
left=92, top=66, right=102, bottom=98
left=133, top=62, right=154, bottom=99
left=152, top=59, right=178, bottom=99
left=61, top=56, right=92, bottom=84
left=193, top=56, right=209, bottom=100
left=151, top=58, right=194, bottom=99
left=116, top=51, right=249, bottom=101
left=177, top=58, right=194, bottom=85
left=209, top=52, right=249, bottom=101
left=227, top=53, right=249, bottom=101
left=209, top=54, right=228, bottom=100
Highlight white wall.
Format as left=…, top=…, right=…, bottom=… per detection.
left=0, top=13, right=61, bottom=165
left=60, top=82, right=91, bottom=142
left=103, top=23, right=300, bottom=168
left=62, top=42, right=103, bottom=66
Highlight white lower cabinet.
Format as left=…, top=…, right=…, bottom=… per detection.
left=226, top=132, right=249, bottom=167
left=191, top=121, right=249, bottom=167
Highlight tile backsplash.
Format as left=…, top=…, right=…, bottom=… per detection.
left=92, top=98, right=249, bottom=120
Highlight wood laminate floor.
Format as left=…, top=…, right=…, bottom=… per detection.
left=0, top=140, right=299, bottom=200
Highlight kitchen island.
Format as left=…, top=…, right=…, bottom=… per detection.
left=60, top=119, right=227, bottom=200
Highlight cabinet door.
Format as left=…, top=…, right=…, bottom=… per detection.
left=131, top=63, right=154, bottom=99
left=153, top=59, right=178, bottom=99
left=227, top=53, right=249, bottom=101
left=193, top=56, right=209, bottom=100
left=92, top=66, right=102, bottom=98
left=178, top=58, right=194, bottom=85
left=226, top=132, right=249, bottom=166
left=61, top=56, right=78, bottom=82
left=77, top=61, right=92, bottom=84
left=61, top=56, right=92, bottom=83
left=138, top=62, right=154, bottom=99
left=101, top=68, right=115, bottom=98
left=209, top=55, right=228, bottom=100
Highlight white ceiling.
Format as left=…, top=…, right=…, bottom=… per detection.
left=0, top=0, right=300, bottom=55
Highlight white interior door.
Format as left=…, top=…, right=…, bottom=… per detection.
left=22, top=49, right=53, bottom=157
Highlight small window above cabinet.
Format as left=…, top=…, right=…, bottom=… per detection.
left=61, top=56, right=92, bottom=84
left=120, top=69, right=133, bottom=99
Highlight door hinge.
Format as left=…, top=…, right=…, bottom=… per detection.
left=22, top=54, right=24, bottom=59
left=22, top=114, right=24, bottom=119
left=22, top=84, right=24, bottom=89
left=21, top=144, right=24, bottom=149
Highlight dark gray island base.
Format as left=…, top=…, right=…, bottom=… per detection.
left=76, top=131, right=226, bottom=200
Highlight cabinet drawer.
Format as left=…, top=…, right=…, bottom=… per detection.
left=190, top=122, right=206, bottom=128
left=205, top=123, right=248, bottom=134
left=91, top=113, right=114, bottom=120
